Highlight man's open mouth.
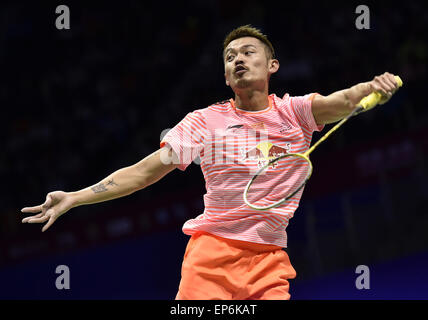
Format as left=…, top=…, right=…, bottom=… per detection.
left=234, top=65, right=248, bottom=75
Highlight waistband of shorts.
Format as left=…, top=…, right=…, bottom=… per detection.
left=190, top=231, right=283, bottom=253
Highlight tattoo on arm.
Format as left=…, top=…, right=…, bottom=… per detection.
left=91, top=179, right=118, bottom=194
left=91, top=183, right=108, bottom=193
left=106, top=179, right=118, bottom=187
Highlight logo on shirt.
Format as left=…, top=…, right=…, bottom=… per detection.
left=226, top=124, right=244, bottom=130
left=226, top=122, right=266, bottom=133
left=279, top=122, right=294, bottom=133
left=241, top=141, right=291, bottom=169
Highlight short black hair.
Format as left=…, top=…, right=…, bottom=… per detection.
left=223, top=25, right=275, bottom=60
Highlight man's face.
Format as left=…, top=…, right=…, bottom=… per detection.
left=224, top=37, right=278, bottom=90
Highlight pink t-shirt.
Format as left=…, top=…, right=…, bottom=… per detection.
left=160, top=93, right=323, bottom=247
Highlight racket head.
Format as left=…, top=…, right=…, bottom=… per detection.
left=243, top=152, right=313, bottom=210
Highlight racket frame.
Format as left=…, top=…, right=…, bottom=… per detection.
left=243, top=152, right=313, bottom=210
left=244, top=105, right=363, bottom=210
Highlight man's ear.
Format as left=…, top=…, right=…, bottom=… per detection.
left=225, top=73, right=230, bottom=86
left=269, top=59, right=280, bottom=74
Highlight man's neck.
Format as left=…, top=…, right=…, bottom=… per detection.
left=234, top=89, right=269, bottom=112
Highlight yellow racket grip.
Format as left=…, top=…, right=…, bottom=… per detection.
left=359, top=75, right=403, bottom=111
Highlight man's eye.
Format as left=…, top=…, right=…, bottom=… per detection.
left=227, top=55, right=235, bottom=61
left=245, top=51, right=254, bottom=55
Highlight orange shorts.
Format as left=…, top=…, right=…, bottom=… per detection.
left=176, top=232, right=297, bottom=300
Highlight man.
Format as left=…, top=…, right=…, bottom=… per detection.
left=21, top=25, right=400, bottom=299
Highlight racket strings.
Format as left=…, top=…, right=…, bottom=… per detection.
left=246, top=155, right=311, bottom=207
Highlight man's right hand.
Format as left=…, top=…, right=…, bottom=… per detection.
left=21, top=191, right=75, bottom=232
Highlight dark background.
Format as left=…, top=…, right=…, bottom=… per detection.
left=1, top=0, right=427, bottom=299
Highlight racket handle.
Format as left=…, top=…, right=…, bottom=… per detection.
left=359, top=75, right=403, bottom=111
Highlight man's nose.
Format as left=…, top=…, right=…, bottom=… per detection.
left=234, top=53, right=245, bottom=65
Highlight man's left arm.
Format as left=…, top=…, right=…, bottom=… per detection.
left=312, top=72, right=400, bottom=125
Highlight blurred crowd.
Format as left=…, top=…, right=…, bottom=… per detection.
left=1, top=1, right=427, bottom=264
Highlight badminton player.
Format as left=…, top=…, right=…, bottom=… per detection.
left=21, top=25, right=400, bottom=300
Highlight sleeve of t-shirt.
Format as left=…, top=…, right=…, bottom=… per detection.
left=289, top=93, right=324, bottom=133
left=160, top=110, right=207, bottom=171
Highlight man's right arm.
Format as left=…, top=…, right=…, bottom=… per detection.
left=21, top=147, right=180, bottom=231
left=71, top=147, right=179, bottom=207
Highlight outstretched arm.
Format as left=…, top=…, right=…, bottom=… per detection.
left=71, top=147, right=179, bottom=206
left=21, top=147, right=179, bottom=232
left=312, top=72, right=401, bottom=125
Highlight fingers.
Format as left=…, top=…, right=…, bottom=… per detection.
left=22, top=208, right=57, bottom=232
left=372, top=72, right=398, bottom=98
left=42, top=194, right=52, bottom=210
left=21, top=205, right=43, bottom=214
left=21, top=193, right=59, bottom=232
left=26, top=215, right=50, bottom=224
left=384, top=73, right=398, bottom=90
left=372, top=77, right=390, bottom=96
left=42, top=216, right=56, bottom=232
left=21, top=193, right=52, bottom=215
left=22, top=212, right=44, bottom=223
